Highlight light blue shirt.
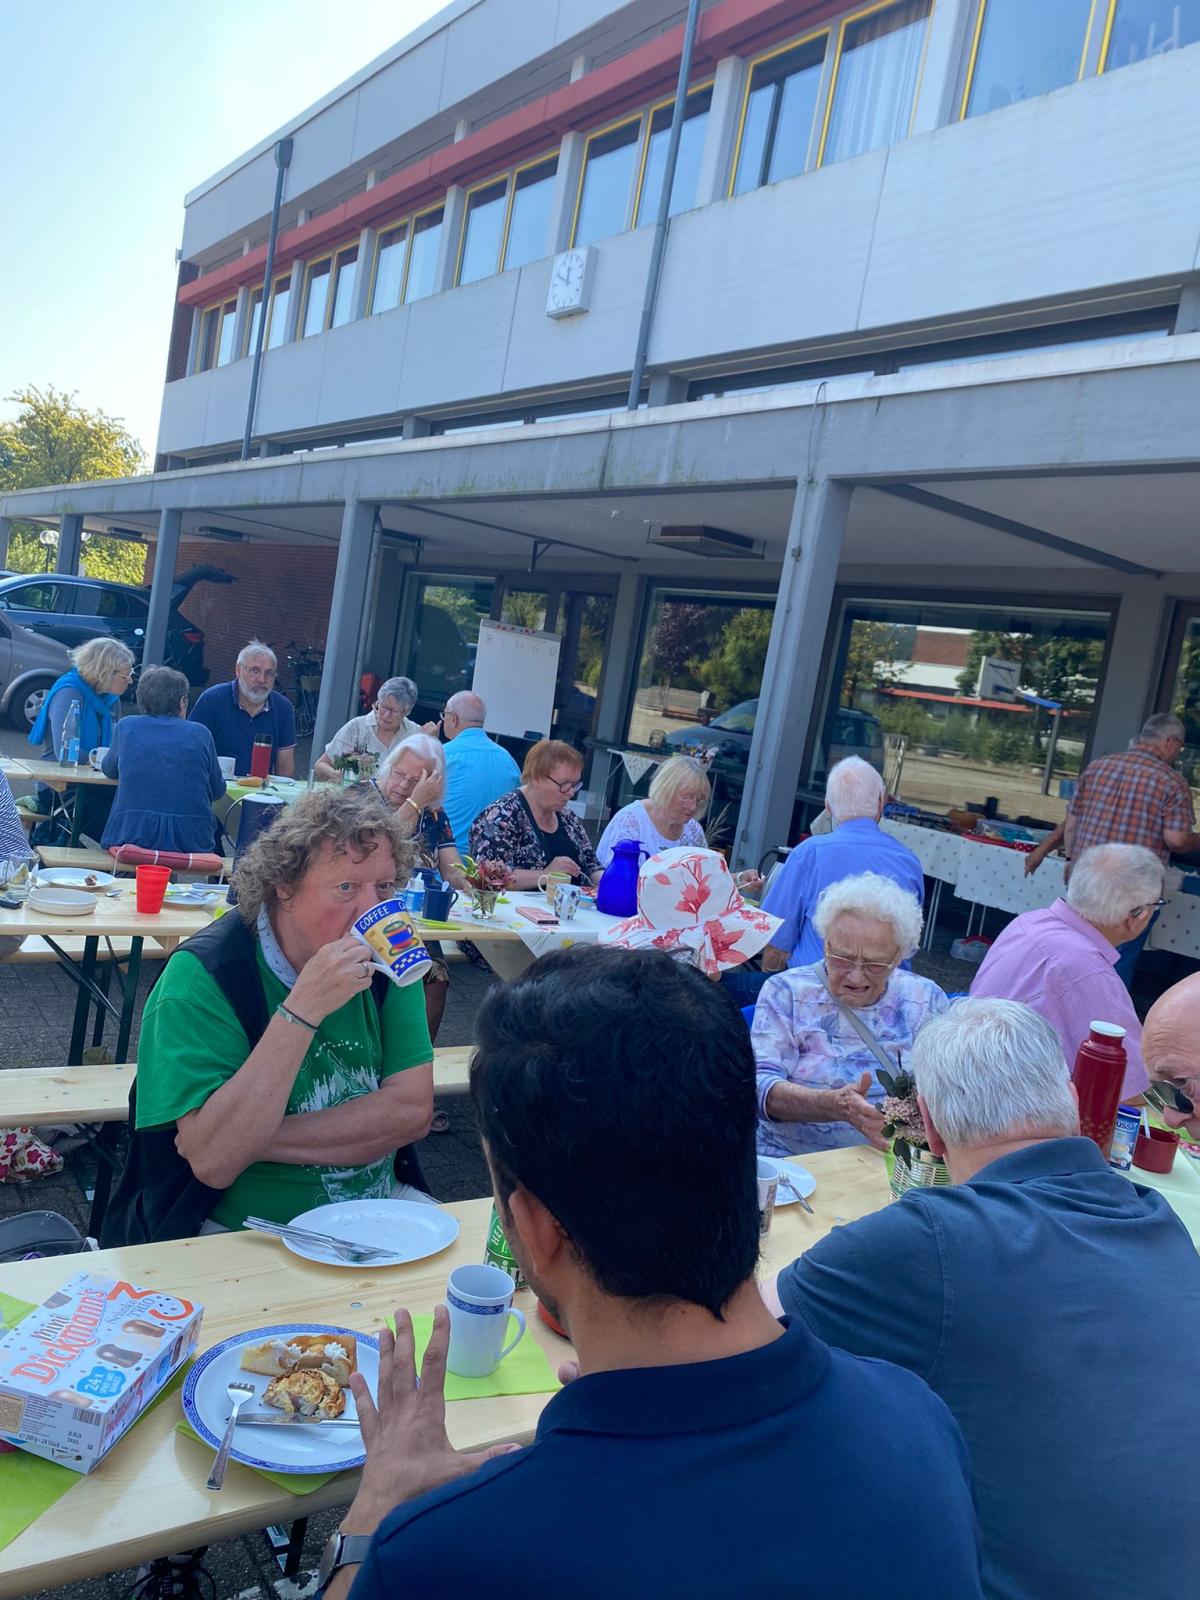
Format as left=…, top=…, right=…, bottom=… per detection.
left=762, top=817, right=925, bottom=968
left=443, top=727, right=521, bottom=856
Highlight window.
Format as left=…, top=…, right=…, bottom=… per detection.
left=215, top=301, right=238, bottom=366
left=500, top=589, right=552, bottom=632
left=630, top=589, right=774, bottom=752
left=1158, top=603, right=1200, bottom=782
left=458, top=155, right=559, bottom=285
left=458, top=180, right=509, bottom=286
left=635, top=87, right=712, bottom=224
left=573, top=119, right=641, bottom=245
left=821, top=0, right=932, bottom=166
left=1102, top=0, right=1200, bottom=70
left=330, top=246, right=359, bottom=328
left=405, top=208, right=444, bottom=302
left=0, top=582, right=62, bottom=612
left=193, top=299, right=235, bottom=373
left=733, top=36, right=828, bottom=195
left=243, top=287, right=264, bottom=357
left=301, top=258, right=333, bottom=337
left=504, top=157, right=557, bottom=270
left=371, top=223, right=408, bottom=313
left=963, top=0, right=1094, bottom=118
left=266, top=274, right=292, bottom=348
left=405, top=577, right=495, bottom=709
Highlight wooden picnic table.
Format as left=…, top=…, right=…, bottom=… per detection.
left=0, top=1146, right=887, bottom=1597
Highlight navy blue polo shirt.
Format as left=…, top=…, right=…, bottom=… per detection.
left=348, top=1320, right=982, bottom=1600
left=188, top=680, right=296, bottom=774
left=778, top=1138, right=1200, bottom=1600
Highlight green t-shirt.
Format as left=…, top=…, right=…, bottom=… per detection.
left=136, top=945, right=433, bottom=1230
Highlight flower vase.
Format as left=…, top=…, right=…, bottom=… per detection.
left=888, top=1145, right=951, bottom=1201
left=470, top=889, right=499, bottom=920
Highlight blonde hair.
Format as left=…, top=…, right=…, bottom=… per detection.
left=522, top=739, right=583, bottom=784
left=379, top=732, right=446, bottom=807
left=70, top=636, right=135, bottom=691
left=648, top=754, right=710, bottom=813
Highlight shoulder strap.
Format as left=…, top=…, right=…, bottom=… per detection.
left=834, top=995, right=896, bottom=1077
left=176, top=912, right=268, bottom=1046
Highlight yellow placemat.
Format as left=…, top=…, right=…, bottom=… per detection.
left=396, top=1313, right=561, bottom=1402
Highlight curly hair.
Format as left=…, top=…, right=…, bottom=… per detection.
left=231, top=787, right=415, bottom=924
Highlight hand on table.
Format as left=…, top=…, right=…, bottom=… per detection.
left=834, top=1072, right=888, bottom=1150
left=288, top=934, right=375, bottom=1024
left=545, top=855, right=582, bottom=880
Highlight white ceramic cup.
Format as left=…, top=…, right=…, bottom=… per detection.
left=89, top=746, right=109, bottom=769
left=217, top=755, right=236, bottom=778
left=445, top=1262, right=527, bottom=1378
left=756, top=1158, right=779, bottom=1236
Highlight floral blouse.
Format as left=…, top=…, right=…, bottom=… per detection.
left=751, top=962, right=950, bottom=1158
left=469, top=789, right=599, bottom=881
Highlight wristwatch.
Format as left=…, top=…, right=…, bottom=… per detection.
left=316, top=1529, right=372, bottom=1593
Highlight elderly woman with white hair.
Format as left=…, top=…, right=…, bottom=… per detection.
left=313, top=676, right=421, bottom=783
left=971, top=841, right=1160, bottom=1099
left=753, top=870, right=949, bottom=1156
left=596, top=754, right=711, bottom=868
left=28, top=635, right=135, bottom=842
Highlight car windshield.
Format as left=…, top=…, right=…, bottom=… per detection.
left=711, top=700, right=757, bottom=733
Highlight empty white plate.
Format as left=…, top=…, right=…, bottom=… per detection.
left=758, top=1157, right=816, bottom=1204
left=27, top=886, right=97, bottom=915
left=279, top=1198, right=459, bottom=1268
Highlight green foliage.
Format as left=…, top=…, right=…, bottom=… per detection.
left=686, top=606, right=772, bottom=711
left=840, top=620, right=910, bottom=705
left=0, top=386, right=145, bottom=584
left=501, top=591, right=549, bottom=631
left=956, top=628, right=1104, bottom=708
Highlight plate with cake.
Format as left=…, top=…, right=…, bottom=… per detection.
left=182, top=1324, right=378, bottom=1474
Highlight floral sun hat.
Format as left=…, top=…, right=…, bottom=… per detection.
left=599, top=846, right=782, bottom=978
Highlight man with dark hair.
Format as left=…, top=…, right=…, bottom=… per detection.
left=320, top=947, right=983, bottom=1600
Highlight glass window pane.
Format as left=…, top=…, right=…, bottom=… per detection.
left=302, top=261, right=332, bottom=336
left=823, top=0, right=932, bottom=166
left=1106, top=0, right=1200, bottom=68
left=266, top=276, right=291, bottom=348
left=459, top=180, right=508, bottom=285
left=330, top=248, right=358, bottom=328
left=504, top=157, right=558, bottom=270
left=195, top=307, right=218, bottom=372
left=734, top=39, right=827, bottom=194
left=966, top=0, right=1093, bottom=117
left=1164, top=612, right=1200, bottom=782
left=406, top=577, right=495, bottom=710
left=500, top=590, right=551, bottom=632
left=245, top=289, right=264, bottom=356
left=553, top=593, right=612, bottom=747
left=636, top=90, right=712, bottom=224
left=215, top=303, right=238, bottom=367
left=371, top=225, right=408, bottom=312
left=574, top=121, right=640, bottom=246
left=733, top=82, right=776, bottom=196
left=405, top=210, right=444, bottom=302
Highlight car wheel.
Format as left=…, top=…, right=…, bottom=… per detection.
left=9, top=677, right=55, bottom=733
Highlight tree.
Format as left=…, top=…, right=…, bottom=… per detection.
left=687, top=606, right=772, bottom=710
left=957, top=629, right=1104, bottom=708
left=0, top=386, right=146, bottom=584
left=840, top=619, right=910, bottom=704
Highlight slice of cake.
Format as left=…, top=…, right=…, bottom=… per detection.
left=262, top=1368, right=346, bottom=1420
left=240, top=1332, right=357, bottom=1384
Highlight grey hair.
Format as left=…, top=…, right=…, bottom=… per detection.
left=1067, top=844, right=1164, bottom=929
left=812, top=871, right=923, bottom=960
left=378, top=676, right=418, bottom=712
left=445, top=689, right=485, bottom=725
left=912, top=998, right=1079, bottom=1145
left=70, top=636, right=135, bottom=689
left=236, top=639, right=277, bottom=669
left=378, top=731, right=445, bottom=806
left=648, top=754, right=711, bottom=812
left=136, top=665, right=189, bottom=717
left=1139, top=712, right=1184, bottom=744
left=825, top=756, right=884, bottom=823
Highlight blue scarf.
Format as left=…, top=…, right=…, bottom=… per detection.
left=28, top=668, right=117, bottom=754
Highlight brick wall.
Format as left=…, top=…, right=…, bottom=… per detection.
left=142, top=540, right=337, bottom=688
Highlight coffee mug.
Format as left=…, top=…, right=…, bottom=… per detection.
left=352, top=900, right=433, bottom=987
left=537, top=870, right=570, bottom=905
left=445, top=1263, right=527, bottom=1378
left=89, top=746, right=109, bottom=769
left=756, top=1158, right=779, bottom=1236
left=553, top=883, right=581, bottom=921
left=422, top=885, right=459, bottom=922
left=217, top=755, right=236, bottom=779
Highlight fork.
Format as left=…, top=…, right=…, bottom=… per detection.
left=244, top=1216, right=394, bottom=1263
left=207, top=1379, right=255, bottom=1490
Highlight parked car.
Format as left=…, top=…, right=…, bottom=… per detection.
left=822, top=707, right=885, bottom=774
left=0, top=565, right=233, bottom=688
left=0, top=611, right=70, bottom=732
left=665, top=699, right=886, bottom=778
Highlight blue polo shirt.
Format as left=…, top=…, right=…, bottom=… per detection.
left=443, top=726, right=520, bottom=855
left=763, top=817, right=925, bottom=967
left=778, top=1138, right=1200, bottom=1600
left=349, top=1320, right=982, bottom=1600
left=188, top=680, right=296, bottom=775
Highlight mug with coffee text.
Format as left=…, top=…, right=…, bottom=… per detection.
left=352, top=900, right=433, bottom=987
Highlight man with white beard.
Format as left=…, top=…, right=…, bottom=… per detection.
left=189, top=639, right=297, bottom=777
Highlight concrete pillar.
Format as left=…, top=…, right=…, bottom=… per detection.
left=55, top=514, right=84, bottom=575
left=0, top=518, right=11, bottom=567
left=232, top=283, right=252, bottom=363
left=282, top=262, right=305, bottom=343
left=1174, top=281, right=1200, bottom=334
left=402, top=415, right=432, bottom=439
left=549, top=132, right=585, bottom=253
left=1088, top=581, right=1170, bottom=758
left=732, top=478, right=850, bottom=869
left=695, top=55, right=748, bottom=205
left=433, top=186, right=466, bottom=293
left=569, top=54, right=591, bottom=84
left=592, top=571, right=645, bottom=750
left=647, top=373, right=687, bottom=408
left=312, top=500, right=378, bottom=757
left=143, top=509, right=182, bottom=667
left=910, top=0, right=977, bottom=134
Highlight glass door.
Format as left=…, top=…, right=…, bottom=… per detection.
left=552, top=592, right=613, bottom=751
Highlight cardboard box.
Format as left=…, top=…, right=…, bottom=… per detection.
left=0, top=1272, right=202, bottom=1472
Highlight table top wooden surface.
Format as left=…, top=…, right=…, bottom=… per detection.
left=16, top=758, right=117, bottom=790
left=0, top=1146, right=886, bottom=1594
left=0, top=886, right=212, bottom=946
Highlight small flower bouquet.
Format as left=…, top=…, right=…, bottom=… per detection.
left=461, top=856, right=513, bottom=918
left=877, top=1061, right=951, bottom=1197
left=332, top=751, right=377, bottom=784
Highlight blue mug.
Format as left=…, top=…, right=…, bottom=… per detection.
left=422, top=885, right=459, bottom=922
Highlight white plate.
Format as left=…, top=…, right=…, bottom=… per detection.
left=759, top=1157, right=816, bottom=1204
left=27, top=886, right=97, bottom=915
left=182, top=1323, right=378, bottom=1475
left=164, top=885, right=223, bottom=904
left=279, top=1198, right=459, bottom=1268
left=37, top=868, right=117, bottom=889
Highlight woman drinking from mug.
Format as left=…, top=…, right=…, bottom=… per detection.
left=469, top=739, right=601, bottom=890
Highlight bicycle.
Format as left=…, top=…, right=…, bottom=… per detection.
left=285, top=639, right=325, bottom=739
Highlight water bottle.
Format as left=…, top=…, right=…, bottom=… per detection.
left=59, top=701, right=82, bottom=767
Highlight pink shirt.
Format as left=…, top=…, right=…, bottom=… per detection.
left=970, top=899, right=1147, bottom=1099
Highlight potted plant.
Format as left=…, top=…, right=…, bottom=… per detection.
left=461, top=856, right=513, bottom=918
left=332, top=751, right=377, bottom=786
left=878, top=1061, right=951, bottom=1200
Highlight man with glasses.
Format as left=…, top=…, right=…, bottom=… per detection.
left=189, top=639, right=296, bottom=778
left=971, top=842, right=1160, bottom=1100
left=427, top=690, right=519, bottom=856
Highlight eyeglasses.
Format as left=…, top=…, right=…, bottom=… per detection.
left=824, top=947, right=898, bottom=980
left=548, top=776, right=583, bottom=796
left=1131, top=898, right=1168, bottom=916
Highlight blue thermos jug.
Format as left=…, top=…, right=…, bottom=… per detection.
left=596, top=839, right=649, bottom=919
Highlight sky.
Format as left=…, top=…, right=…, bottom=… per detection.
left=0, top=0, right=447, bottom=460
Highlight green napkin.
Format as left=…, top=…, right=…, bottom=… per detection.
left=395, top=1312, right=561, bottom=1402
left=173, top=1418, right=340, bottom=1495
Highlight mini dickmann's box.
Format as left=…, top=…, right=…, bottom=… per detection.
left=0, top=1272, right=202, bottom=1472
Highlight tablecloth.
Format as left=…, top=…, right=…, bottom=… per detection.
left=468, top=891, right=623, bottom=958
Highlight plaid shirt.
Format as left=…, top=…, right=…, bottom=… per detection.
left=1068, top=743, right=1195, bottom=862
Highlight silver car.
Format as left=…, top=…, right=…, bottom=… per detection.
left=0, top=611, right=69, bottom=732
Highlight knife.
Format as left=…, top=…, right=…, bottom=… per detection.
left=237, top=1412, right=363, bottom=1428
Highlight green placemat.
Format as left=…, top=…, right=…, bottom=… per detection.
left=393, top=1312, right=561, bottom=1402
left=173, top=1418, right=340, bottom=1495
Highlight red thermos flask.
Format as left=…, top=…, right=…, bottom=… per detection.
left=250, top=735, right=272, bottom=781
left=1071, top=1022, right=1127, bottom=1156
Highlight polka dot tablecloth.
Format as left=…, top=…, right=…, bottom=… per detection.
left=880, top=820, right=962, bottom=883
left=953, top=838, right=1065, bottom=917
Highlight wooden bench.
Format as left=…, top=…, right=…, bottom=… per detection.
left=0, top=1046, right=472, bottom=1126
left=37, top=846, right=234, bottom=879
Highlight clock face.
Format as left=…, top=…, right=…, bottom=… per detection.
left=546, top=248, right=589, bottom=316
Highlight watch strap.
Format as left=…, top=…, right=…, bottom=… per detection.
left=317, top=1530, right=372, bottom=1591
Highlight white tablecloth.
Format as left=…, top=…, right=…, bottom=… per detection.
left=471, top=890, right=624, bottom=957
left=879, top=819, right=962, bottom=883
left=952, top=838, right=1066, bottom=917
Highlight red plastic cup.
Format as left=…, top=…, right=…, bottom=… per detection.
left=135, top=865, right=171, bottom=915
left=1133, top=1126, right=1179, bottom=1174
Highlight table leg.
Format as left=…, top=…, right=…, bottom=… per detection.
left=114, top=938, right=143, bottom=1063
left=68, top=790, right=83, bottom=847
left=67, top=937, right=99, bottom=1064
left=87, top=1126, right=119, bottom=1240
left=89, top=963, right=113, bottom=1053
left=264, top=1520, right=309, bottom=1577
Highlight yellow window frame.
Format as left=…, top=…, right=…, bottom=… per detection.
left=959, top=0, right=1102, bottom=119
left=328, top=243, right=360, bottom=328
left=727, top=28, right=831, bottom=198
left=367, top=221, right=411, bottom=315
left=194, top=298, right=236, bottom=374
left=263, top=272, right=293, bottom=348
left=498, top=151, right=559, bottom=271
left=240, top=286, right=264, bottom=359
left=569, top=110, right=646, bottom=247
left=631, top=79, right=714, bottom=226
left=816, top=0, right=936, bottom=169
left=299, top=252, right=334, bottom=337
left=1093, top=0, right=1177, bottom=74
left=455, top=174, right=512, bottom=286
left=401, top=202, right=447, bottom=303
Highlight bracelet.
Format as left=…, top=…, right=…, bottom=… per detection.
left=403, top=797, right=420, bottom=813
left=276, top=1002, right=317, bottom=1033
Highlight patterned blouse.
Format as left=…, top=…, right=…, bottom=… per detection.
left=752, top=962, right=950, bottom=1158
left=469, top=789, right=599, bottom=881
